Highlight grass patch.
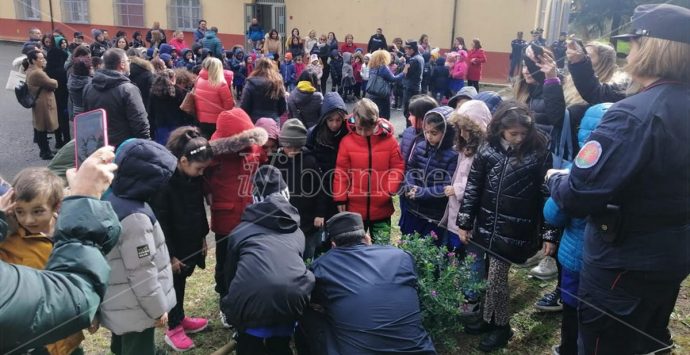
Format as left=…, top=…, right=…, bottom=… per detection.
left=82, top=200, right=690, bottom=354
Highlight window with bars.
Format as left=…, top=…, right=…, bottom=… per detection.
left=15, top=0, right=41, bottom=20
left=62, top=0, right=89, bottom=23
left=114, top=0, right=145, bottom=28
left=168, top=0, right=201, bottom=31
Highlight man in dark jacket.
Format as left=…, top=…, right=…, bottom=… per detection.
left=82, top=48, right=150, bottom=147
left=509, top=31, right=526, bottom=78
left=194, top=20, right=207, bottom=43
left=298, top=212, right=436, bottom=355
left=367, top=28, right=388, bottom=53
left=21, top=27, right=42, bottom=55
left=402, top=40, right=424, bottom=123
left=202, top=27, right=224, bottom=59
left=551, top=32, right=568, bottom=69
left=221, top=165, right=315, bottom=355
left=0, top=147, right=121, bottom=354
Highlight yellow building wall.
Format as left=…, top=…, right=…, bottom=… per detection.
left=455, top=0, right=540, bottom=52
left=200, top=0, right=244, bottom=34
left=285, top=0, right=454, bottom=49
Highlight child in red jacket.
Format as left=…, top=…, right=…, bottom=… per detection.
left=205, top=108, right=267, bottom=328
left=333, top=98, right=404, bottom=245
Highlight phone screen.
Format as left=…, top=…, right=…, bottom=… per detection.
left=74, top=109, right=108, bottom=168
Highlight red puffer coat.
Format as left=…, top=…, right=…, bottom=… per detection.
left=466, top=48, right=487, bottom=81
left=206, top=108, right=267, bottom=235
left=194, top=68, right=235, bottom=124
left=333, top=117, right=404, bottom=222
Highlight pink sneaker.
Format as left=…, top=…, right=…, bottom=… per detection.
left=165, top=325, right=195, bottom=352
left=181, top=316, right=209, bottom=334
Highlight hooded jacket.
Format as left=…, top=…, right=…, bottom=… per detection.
left=440, top=101, right=492, bottom=235
left=334, top=117, right=405, bottom=222
left=0, top=197, right=120, bottom=354
left=466, top=48, right=487, bottom=81
left=341, top=52, right=354, bottom=82
left=128, top=57, right=154, bottom=111
left=82, top=69, right=150, bottom=147
left=240, top=76, right=287, bottom=122
left=287, top=82, right=324, bottom=128
left=305, top=93, right=348, bottom=219
left=402, top=107, right=458, bottom=223
left=329, top=51, right=343, bottom=82
left=431, top=57, right=450, bottom=93
left=67, top=73, right=91, bottom=118
left=194, top=68, right=235, bottom=124
left=206, top=109, right=267, bottom=235
left=221, top=194, right=315, bottom=330
left=101, top=139, right=177, bottom=335
left=280, top=60, right=297, bottom=85
left=457, top=132, right=553, bottom=264
left=202, top=31, right=223, bottom=59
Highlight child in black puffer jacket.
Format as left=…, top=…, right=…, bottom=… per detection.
left=328, top=49, right=343, bottom=94
left=456, top=101, right=556, bottom=352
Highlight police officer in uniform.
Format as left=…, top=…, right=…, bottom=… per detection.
left=550, top=32, right=568, bottom=69
left=545, top=4, right=690, bottom=355
left=509, top=31, right=527, bottom=78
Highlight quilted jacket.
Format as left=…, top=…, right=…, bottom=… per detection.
left=402, top=107, right=458, bottom=223
left=333, top=117, right=404, bottom=222
left=457, top=138, right=553, bottom=264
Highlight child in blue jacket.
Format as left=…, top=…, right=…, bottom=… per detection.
left=544, top=103, right=611, bottom=355
left=280, top=52, right=297, bottom=91
left=400, top=106, right=458, bottom=245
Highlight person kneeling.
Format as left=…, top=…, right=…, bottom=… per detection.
left=298, top=211, right=437, bottom=355
left=221, top=165, right=315, bottom=355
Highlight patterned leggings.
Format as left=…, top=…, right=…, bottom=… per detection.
left=483, top=256, right=511, bottom=326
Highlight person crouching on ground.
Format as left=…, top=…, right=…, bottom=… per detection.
left=221, top=165, right=315, bottom=355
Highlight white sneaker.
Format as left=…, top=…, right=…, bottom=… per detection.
left=530, top=256, right=558, bottom=280
left=516, top=249, right=544, bottom=268
left=219, top=311, right=232, bottom=329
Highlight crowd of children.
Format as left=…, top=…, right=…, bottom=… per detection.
left=6, top=4, right=690, bottom=354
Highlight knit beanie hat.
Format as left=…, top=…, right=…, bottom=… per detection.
left=309, top=54, right=319, bottom=63
left=253, top=165, right=289, bottom=203
left=279, top=118, right=307, bottom=147
left=285, top=52, right=293, bottom=61
left=159, top=53, right=172, bottom=63
left=159, top=43, right=173, bottom=55
left=255, top=117, right=279, bottom=141
left=91, top=29, right=103, bottom=40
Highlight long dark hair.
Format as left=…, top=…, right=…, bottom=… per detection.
left=249, top=58, right=285, bottom=100
left=297, top=69, right=319, bottom=87
left=487, top=101, right=547, bottom=161
left=166, top=126, right=214, bottom=162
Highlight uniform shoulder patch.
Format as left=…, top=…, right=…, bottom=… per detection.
left=575, top=140, right=602, bottom=169
left=137, top=245, right=151, bottom=258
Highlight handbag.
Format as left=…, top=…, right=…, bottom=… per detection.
left=552, top=109, right=575, bottom=169
left=179, top=86, right=197, bottom=118
left=6, top=70, right=25, bottom=90
left=366, top=70, right=391, bottom=98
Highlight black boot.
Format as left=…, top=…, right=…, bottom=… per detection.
left=478, top=324, right=513, bottom=352
left=464, top=318, right=494, bottom=335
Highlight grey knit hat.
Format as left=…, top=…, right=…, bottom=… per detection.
left=279, top=118, right=308, bottom=147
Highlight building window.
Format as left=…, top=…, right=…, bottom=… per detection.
left=168, top=0, right=201, bottom=31
left=15, top=0, right=41, bottom=20
left=114, top=0, right=145, bottom=28
left=62, top=0, right=89, bottom=23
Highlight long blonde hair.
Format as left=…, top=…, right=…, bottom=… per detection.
left=249, top=58, right=285, bottom=100
left=624, top=37, right=689, bottom=83
left=368, top=49, right=391, bottom=69
left=203, top=57, right=225, bottom=87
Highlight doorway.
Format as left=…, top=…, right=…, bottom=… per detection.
left=244, top=1, right=286, bottom=51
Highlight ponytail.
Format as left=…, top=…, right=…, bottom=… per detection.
left=166, top=126, right=214, bottom=162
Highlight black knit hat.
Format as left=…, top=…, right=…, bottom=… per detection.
left=403, top=39, right=418, bottom=53
left=253, top=165, right=288, bottom=201
left=326, top=212, right=365, bottom=239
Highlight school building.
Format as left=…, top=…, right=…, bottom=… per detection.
left=0, top=0, right=570, bottom=83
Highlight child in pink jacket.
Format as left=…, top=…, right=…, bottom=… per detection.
left=440, top=100, right=492, bottom=316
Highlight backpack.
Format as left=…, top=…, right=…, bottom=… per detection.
left=15, top=81, right=41, bottom=109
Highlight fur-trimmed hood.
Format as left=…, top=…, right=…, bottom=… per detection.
left=211, top=127, right=268, bottom=156
left=210, top=108, right=268, bottom=155
left=129, top=56, right=154, bottom=73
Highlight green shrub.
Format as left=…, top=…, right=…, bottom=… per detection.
left=397, top=232, right=485, bottom=352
